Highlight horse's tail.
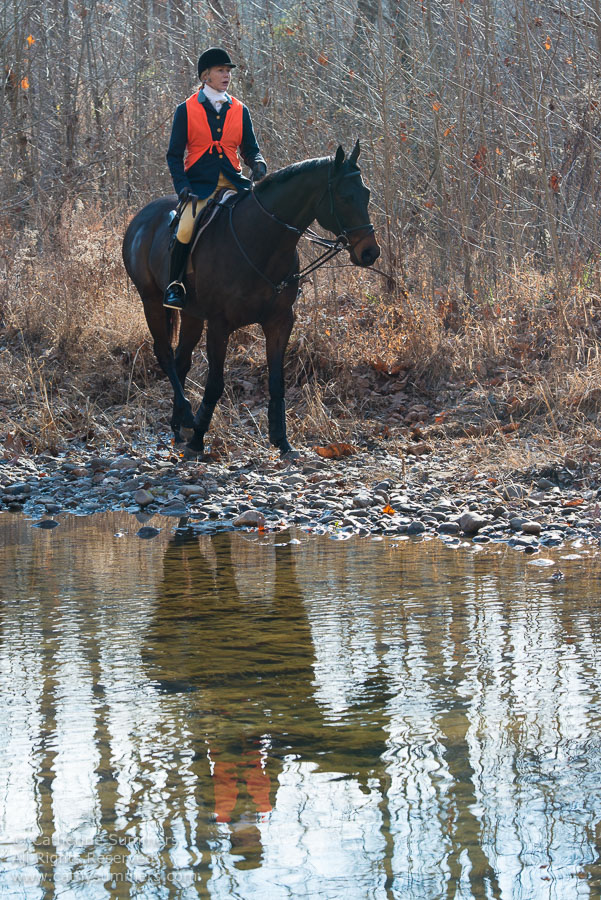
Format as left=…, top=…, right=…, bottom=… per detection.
left=122, top=198, right=180, bottom=344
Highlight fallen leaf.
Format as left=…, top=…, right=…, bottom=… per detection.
left=370, top=357, right=406, bottom=376
left=313, top=442, right=357, bottom=459
left=371, top=356, right=388, bottom=373
left=563, top=498, right=584, bottom=508
left=406, top=441, right=431, bottom=456
left=382, top=504, right=396, bottom=515
left=3, top=431, right=25, bottom=455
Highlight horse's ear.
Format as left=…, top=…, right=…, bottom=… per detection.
left=334, top=145, right=345, bottom=170
left=349, top=140, right=361, bottom=166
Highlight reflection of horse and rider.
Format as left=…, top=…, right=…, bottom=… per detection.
left=146, top=528, right=388, bottom=871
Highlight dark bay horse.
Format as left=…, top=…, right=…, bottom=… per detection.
left=122, top=141, right=380, bottom=456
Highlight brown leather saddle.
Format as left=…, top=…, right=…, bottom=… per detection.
left=185, top=188, right=241, bottom=274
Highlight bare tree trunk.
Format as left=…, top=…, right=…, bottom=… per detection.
left=346, top=0, right=378, bottom=74
left=521, top=0, right=565, bottom=297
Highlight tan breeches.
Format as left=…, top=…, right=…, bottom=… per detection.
left=175, top=173, right=236, bottom=244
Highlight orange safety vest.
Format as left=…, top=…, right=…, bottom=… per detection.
left=184, top=93, right=244, bottom=173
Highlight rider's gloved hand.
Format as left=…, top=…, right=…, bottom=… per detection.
left=178, top=187, right=199, bottom=217
left=251, top=162, right=267, bottom=184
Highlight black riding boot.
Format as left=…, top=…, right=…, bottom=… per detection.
left=163, top=239, right=191, bottom=310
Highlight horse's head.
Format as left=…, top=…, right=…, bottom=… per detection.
left=315, top=141, right=380, bottom=267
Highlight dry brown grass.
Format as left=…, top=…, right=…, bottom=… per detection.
left=1, top=206, right=601, bottom=470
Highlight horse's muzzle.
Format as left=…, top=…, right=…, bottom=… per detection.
left=349, top=230, right=381, bottom=267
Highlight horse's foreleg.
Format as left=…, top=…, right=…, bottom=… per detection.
left=174, top=313, right=205, bottom=434
left=262, top=311, right=295, bottom=455
left=187, top=321, right=230, bottom=455
left=144, top=303, right=194, bottom=441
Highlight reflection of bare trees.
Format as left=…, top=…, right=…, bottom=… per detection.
left=2, top=517, right=601, bottom=894
left=433, top=650, right=502, bottom=897
left=299, top=538, right=601, bottom=896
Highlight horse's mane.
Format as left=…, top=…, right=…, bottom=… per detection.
left=256, top=155, right=331, bottom=190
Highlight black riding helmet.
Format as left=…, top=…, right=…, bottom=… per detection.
left=197, top=48, right=236, bottom=80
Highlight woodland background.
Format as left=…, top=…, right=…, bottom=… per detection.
left=1, top=0, right=601, bottom=454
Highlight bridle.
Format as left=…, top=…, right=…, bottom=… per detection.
left=227, top=162, right=375, bottom=295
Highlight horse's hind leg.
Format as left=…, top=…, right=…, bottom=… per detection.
left=262, top=310, right=295, bottom=455
left=142, top=298, right=194, bottom=440
left=187, top=320, right=230, bottom=455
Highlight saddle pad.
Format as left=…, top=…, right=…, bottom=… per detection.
left=186, top=189, right=237, bottom=274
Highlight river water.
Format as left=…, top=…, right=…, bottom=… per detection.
left=0, top=511, right=600, bottom=899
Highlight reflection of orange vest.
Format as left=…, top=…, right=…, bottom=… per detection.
left=213, top=755, right=272, bottom=823
left=184, top=93, right=244, bottom=172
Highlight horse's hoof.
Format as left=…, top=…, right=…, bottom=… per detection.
left=179, top=426, right=195, bottom=442
left=183, top=445, right=204, bottom=460
left=281, top=447, right=301, bottom=460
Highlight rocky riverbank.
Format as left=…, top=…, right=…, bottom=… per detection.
left=1, top=438, right=600, bottom=553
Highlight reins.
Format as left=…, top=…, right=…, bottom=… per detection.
left=228, top=163, right=375, bottom=296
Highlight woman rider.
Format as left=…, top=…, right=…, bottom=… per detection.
left=164, top=47, right=267, bottom=309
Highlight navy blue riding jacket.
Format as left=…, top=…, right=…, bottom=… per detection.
left=166, top=89, right=266, bottom=199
